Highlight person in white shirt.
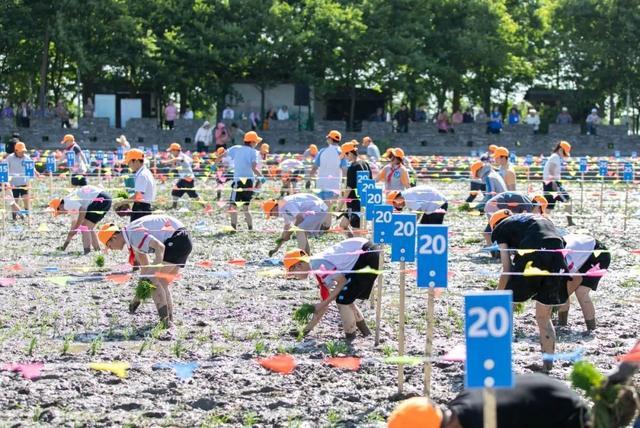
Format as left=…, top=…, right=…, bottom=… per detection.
left=222, top=105, right=234, bottom=120
left=277, top=158, right=306, bottom=196
left=309, top=130, right=348, bottom=203
left=49, top=185, right=112, bottom=254
left=6, top=141, right=37, bottom=217
left=387, top=185, right=448, bottom=224
left=362, top=136, right=380, bottom=162
left=182, top=106, right=194, bottom=119
left=277, top=106, right=290, bottom=121
left=162, top=143, right=206, bottom=209
left=194, top=121, right=213, bottom=153
left=525, top=109, right=541, bottom=134
left=115, top=149, right=156, bottom=222
left=543, top=140, right=573, bottom=225
left=557, top=234, right=611, bottom=333
left=60, top=134, right=89, bottom=186
left=586, top=108, right=601, bottom=135
left=263, top=193, right=331, bottom=256
left=98, top=215, right=193, bottom=330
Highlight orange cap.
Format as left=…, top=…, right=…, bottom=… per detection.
left=470, top=160, right=485, bottom=178
left=341, top=142, right=357, bottom=154
left=387, top=397, right=443, bottom=428
left=14, top=142, right=26, bottom=153
left=326, top=130, right=342, bottom=142
left=168, top=143, right=181, bottom=152
left=61, top=134, right=75, bottom=145
left=215, top=147, right=226, bottom=157
left=244, top=131, right=263, bottom=144
left=284, top=249, right=308, bottom=271
left=559, top=140, right=571, bottom=154
left=387, top=190, right=401, bottom=206
left=488, top=144, right=498, bottom=153
left=493, top=147, right=509, bottom=158
left=262, top=199, right=278, bottom=218
left=260, top=143, right=270, bottom=154
left=309, top=144, right=318, bottom=155
left=98, top=223, right=120, bottom=246
left=124, top=149, right=144, bottom=163
left=490, top=209, right=512, bottom=230
left=532, top=195, right=548, bottom=213
left=48, top=198, right=62, bottom=215
left=392, top=148, right=405, bottom=159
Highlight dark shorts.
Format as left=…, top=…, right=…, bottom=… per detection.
left=543, top=181, right=570, bottom=210
left=172, top=178, right=199, bottom=198
left=11, top=187, right=28, bottom=198
left=84, top=192, right=112, bottom=224
left=420, top=202, right=448, bottom=225
left=283, top=169, right=305, bottom=183
left=196, top=142, right=209, bottom=153
left=344, top=194, right=362, bottom=228
left=337, top=242, right=381, bottom=305
left=163, top=228, right=192, bottom=267
left=507, top=239, right=569, bottom=305
left=131, top=202, right=152, bottom=222
left=71, top=175, right=87, bottom=187
left=578, top=240, right=611, bottom=291
left=230, top=179, right=254, bottom=204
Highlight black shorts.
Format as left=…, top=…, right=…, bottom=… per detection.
left=578, top=240, right=611, bottom=291
left=345, top=193, right=362, bottom=228
left=11, top=187, right=28, bottom=198
left=71, top=175, right=87, bottom=187
left=84, top=192, right=112, bottom=224
left=172, top=178, right=199, bottom=199
left=337, top=242, right=381, bottom=305
left=543, top=181, right=570, bottom=210
left=163, top=228, right=192, bottom=267
left=131, top=202, right=152, bottom=222
left=507, top=239, right=569, bottom=305
left=420, top=202, right=448, bottom=225
left=470, top=181, right=486, bottom=192
left=230, top=179, right=254, bottom=204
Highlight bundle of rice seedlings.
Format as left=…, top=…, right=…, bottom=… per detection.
left=95, top=254, right=105, bottom=268
left=292, top=303, right=315, bottom=325
left=135, top=279, right=156, bottom=301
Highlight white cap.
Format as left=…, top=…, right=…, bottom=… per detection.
left=562, top=107, right=568, bottom=111
left=592, top=108, right=598, bottom=113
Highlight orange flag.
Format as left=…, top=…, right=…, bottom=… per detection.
left=324, top=357, right=361, bottom=371
left=106, top=273, right=131, bottom=284
left=258, top=354, right=296, bottom=374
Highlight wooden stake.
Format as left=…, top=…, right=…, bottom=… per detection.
left=580, top=172, right=584, bottom=212
left=2, top=186, right=7, bottom=235
left=483, top=388, right=497, bottom=428
left=374, top=248, right=384, bottom=346
left=624, top=183, right=629, bottom=231
left=398, top=261, right=406, bottom=394
left=423, top=285, right=435, bottom=397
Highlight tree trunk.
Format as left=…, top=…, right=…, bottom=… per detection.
left=482, top=85, right=491, bottom=115
left=179, top=88, right=187, bottom=115
left=38, top=27, right=50, bottom=111
left=452, top=87, right=461, bottom=113
left=259, top=85, right=265, bottom=121
left=348, top=85, right=356, bottom=131
left=609, top=92, right=615, bottom=125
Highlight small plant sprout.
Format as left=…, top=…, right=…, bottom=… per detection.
left=26, top=336, right=37, bottom=356
left=325, top=340, right=348, bottom=357
left=95, top=254, right=105, bottom=268
left=89, top=335, right=103, bottom=356
left=61, top=334, right=74, bottom=355
left=254, top=340, right=267, bottom=356
left=172, top=339, right=185, bottom=359
left=242, top=411, right=259, bottom=427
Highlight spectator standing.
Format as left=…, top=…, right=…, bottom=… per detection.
left=586, top=108, right=601, bottom=135
left=362, top=136, right=380, bottom=162
left=17, top=102, right=30, bottom=128
left=214, top=122, right=230, bottom=150
left=182, top=106, right=194, bottom=119
left=249, top=111, right=260, bottom=130
left=229, top=122, right=244, bottom=145
left=508, top=107, right=521, bottom=125
left=486, top=107, right=503, bottom=134
left=556, top=107, right=573, bottom=124
left=451, top=109, right=463, bottom=125
left=164, top=100, right=177, bottom=129
left=194, top=121, right=213, bottom=153
left=436, top=109, right=453, bottom=133
left=368, top=107, right=385, bottom=122
left=462, top=108, right=474, bottom=123
left=83, top=98, right=94, bottom=118
left=222, top=105, right=235, bottom=120
left=56, top=101, right=71, bottom=128
left=414, top=106, right=427, bottom=123
left=475, top=108, right=487, bottom=123
left=277, top=106, right=290, bottom=121
left=394, top=104, right=410, bottom=133
left=1, top=104, right=14, bottom=119
left=525, top=108, right=541, bottom=134
left=45, top=102, right=55, bottom=119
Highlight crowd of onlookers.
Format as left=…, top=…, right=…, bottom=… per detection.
left=368, top=104, right=603, bottom=135
left=0, top=99, right=96, bottom=129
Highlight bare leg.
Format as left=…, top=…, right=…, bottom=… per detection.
left=351, top=303, right=364, bottom=323
left=151, top=283, right=169, bottom=325
left=535, top=302, right=555, bottom=369
left=296, top=231, right=310, bottom=255
left=339, top=216, right=354, bottom=238
left=90, top=229, right=100, bottom=251
left=575, top=286, right=595, bottom=329
left=229, top=203, right=238, bottom=229
left=242, top=204, right=252, bottom=230
left=337, top=303, right=357, bottom=336
left=558, top=276, right=581, bottom=325
left=81, top=228, right=91, bottom=253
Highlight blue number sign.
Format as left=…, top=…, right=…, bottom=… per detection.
left=358, top=178, right=375, bottom=200
left=23, top=160, right=35, bottom=178
left=614, top=150, right=621, bottom=159
left=373, top=204, right=393, bottom=245
left=525, top=154, right=533, bottom=166
left=465, top=291, right=514, bottom=389
left=45, top=155, right=56, bottom=173
left=96, top=151, right=104, bottom=162
left=416, top=225, right=448, bottom=288
left=623, top=163, right=634, bottom=182
left=365, top=188, right=383, bottom=221
left=579, top=157, right=587, bottom=173
left=117, top=147, right=124, bottom=161
left=0, top=162, right=8, bottom=183
left=599, top=160, right=608, bottom=176
left=66, top=151, right=75, bottom=167
left=152, top=145, right=159, bottom=156
left=509, top=152, right=516, bottom=164
left=390, top=213, right=416, bottom=262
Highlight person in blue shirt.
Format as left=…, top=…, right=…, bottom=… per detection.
left=308, top=130, right=348, bottom=204
left=508, top=106, right=521, bottom=125
left=486, top=107, right=503, bottom=134
left=225, top=131, right=264, bottom=231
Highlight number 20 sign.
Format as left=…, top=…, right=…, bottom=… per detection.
left=390, top=213, right=416, bottom=262
left=416, top=225, right=448, bottom=288
left=464, top=291, right=513, bottom=389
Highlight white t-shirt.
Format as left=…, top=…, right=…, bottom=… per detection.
left=123, top=215, right=185, bottom=254
left=280, top=159, right=304, bottom=173
left=173, top=153, right=194, bottom=178
left=402, top=186, right=447, bottom=213
left=280, top=193, right=327, bottom=226
left=134, top=166, right=157, bottom=203
left=62, top=185, right=103, bottom=211
left=367, top=144, right=381, bottom=161
left=563, top=234, right=596, bottom=273
left=543, top=153, right=562, bottom=181
left=7, top=153, right=30, bottom=187
left=309, top=238, right=368, bottom=286
left=314, top=145, right=347, bottom=192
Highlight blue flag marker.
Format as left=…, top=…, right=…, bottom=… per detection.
left=66, top=151, right=75, bottom=167
left=152, top=145, right=159, bottom=156
left=509, top=152, right=516, bottom=164
left=464, top=291, right=514, bottom=389
left=373, top=204, right=393, bottom=245
left=117, top=147, right=124, bottom=161
left=23, top=160, right=35, bottom=178
left=416, top=225, right=448, bottom=288
left=470, top=150, right=478, bottom=157
left=96, top=151, right=104, bottom=162
left=579, top=157, right=587, bottom=173
left=525, top=154, right=532, bottom=166
left=623, top=163, right=634, bottom=182
left=45, top=155, right=56, bottom=173
left=365, top=188, right=383, bottom=221
left=390, top=213, right=416, bottom=262
left=358, top=178, right=375, bottom=200
left=599, top=160, right=608, bottom=176
left=0, top=162, right=8, bottom=183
